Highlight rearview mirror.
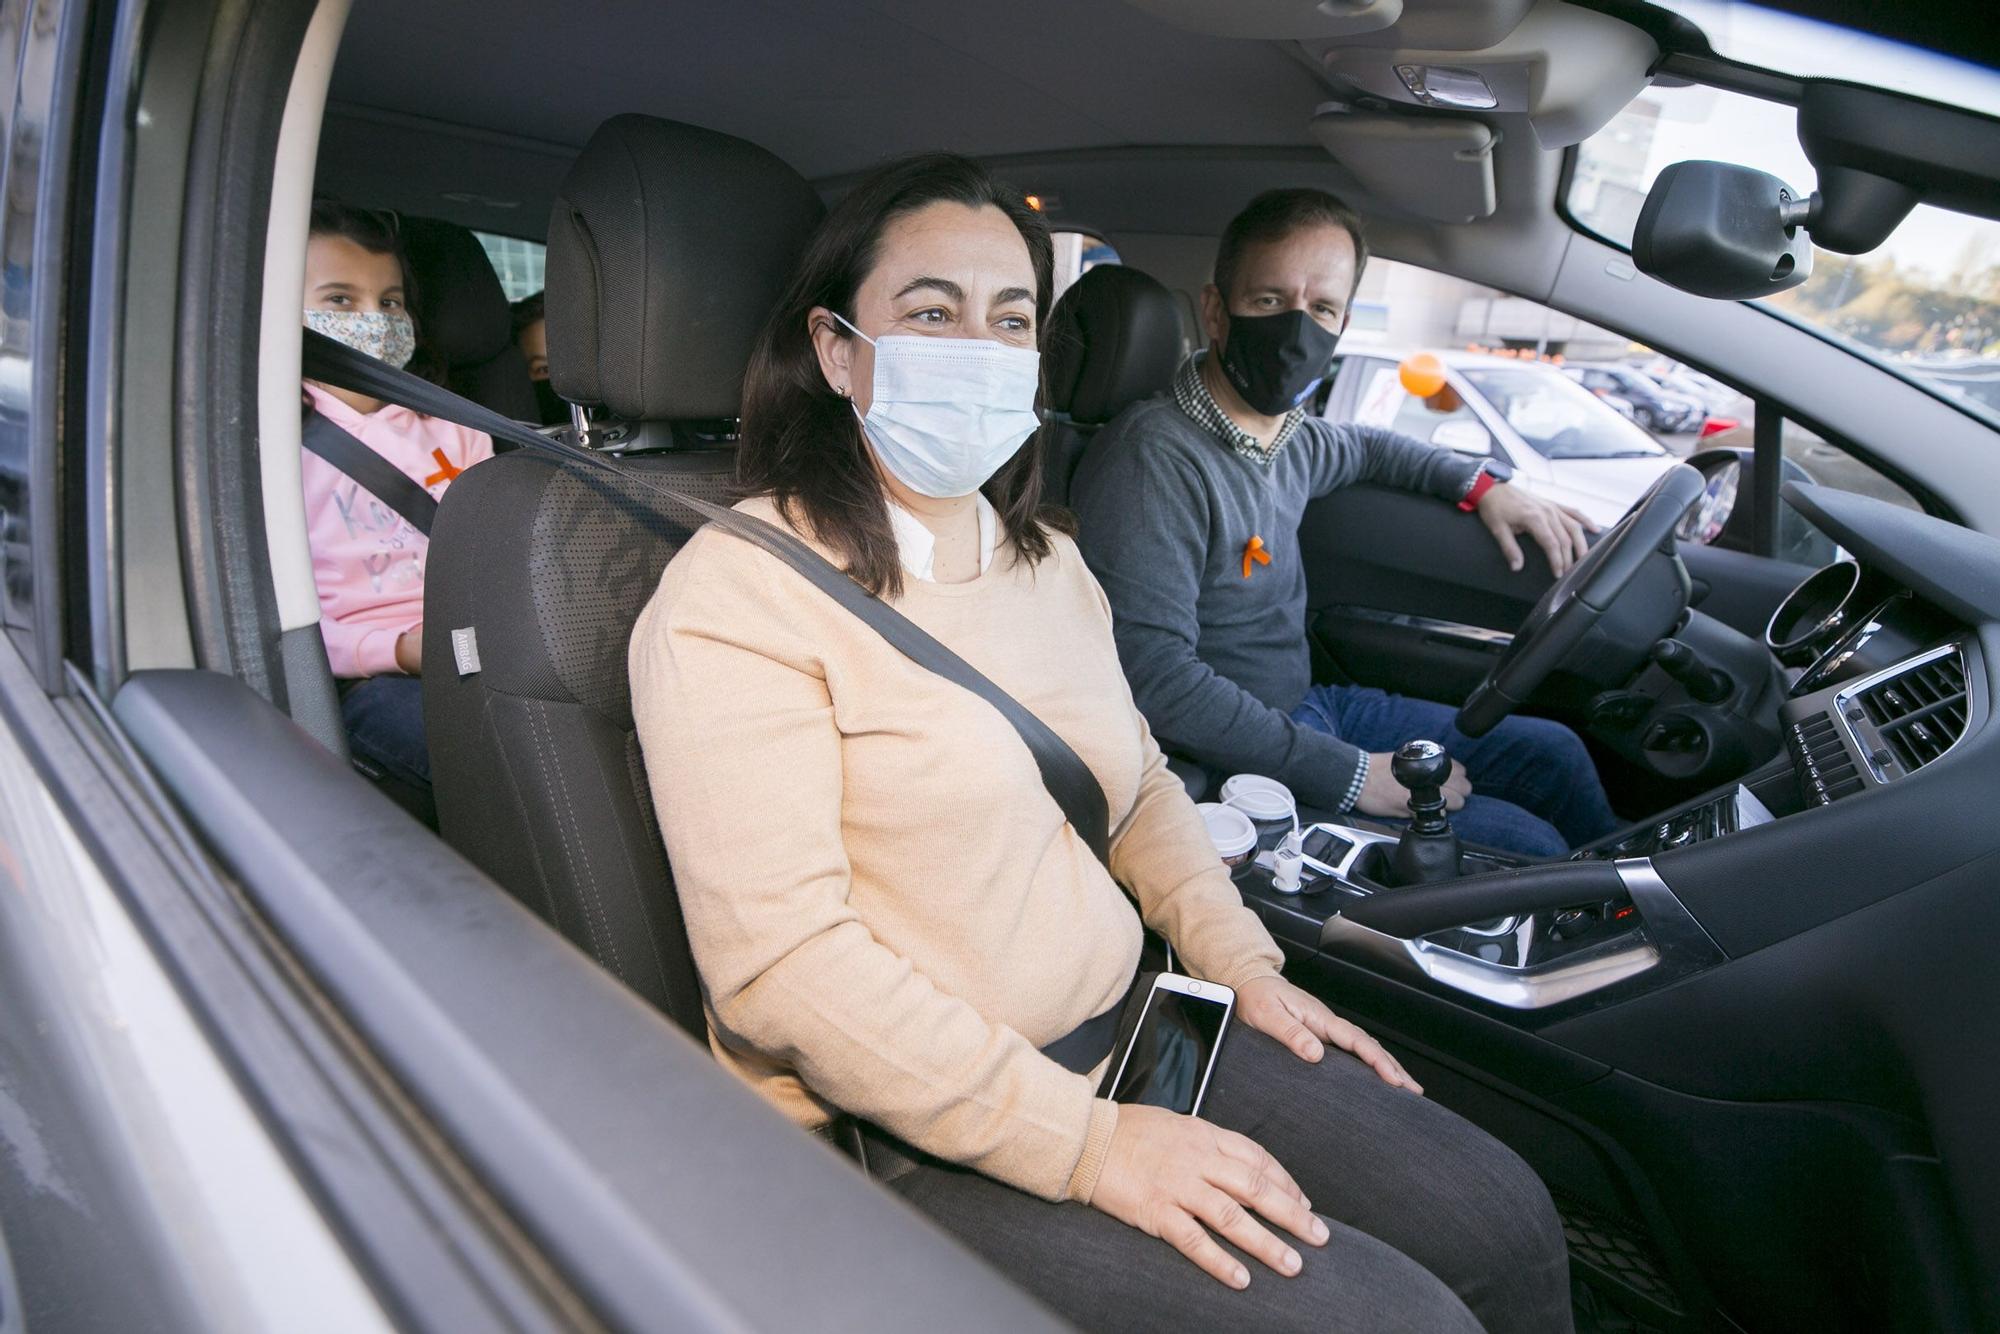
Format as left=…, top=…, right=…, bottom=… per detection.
left=1431, top=420, right=1492, bottom=455
left=1632, top=161, right=1815, bottom=301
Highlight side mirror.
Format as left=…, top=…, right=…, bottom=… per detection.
left=1431, top=420, right=1492, bottom=455
left=1633, top=161, right=1816, bottom=301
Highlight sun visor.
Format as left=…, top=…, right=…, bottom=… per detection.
left=1122, top=0, right=1534, bottom=48
left=1316, top=0, right=1655, bottom=149
left=1118, top=0, right=1404, bottom=40
left=1309, top=111, right=1496, bottom=223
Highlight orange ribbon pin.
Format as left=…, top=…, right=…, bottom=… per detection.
left=423, top=448, right=463, bottom=488
left=1242, top=534, right=1271, bottom=579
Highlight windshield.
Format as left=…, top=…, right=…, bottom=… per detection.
left=1568, top=77, right=2000, bottom=431
left=1461, top=367, right=1666, bottom=460
left=1650, top=1, right=2000, bottom=118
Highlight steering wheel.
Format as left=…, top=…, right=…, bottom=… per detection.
left=1456, top=464, right=1708, bottom=738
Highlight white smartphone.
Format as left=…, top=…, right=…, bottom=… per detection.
left=1100, top=974, right=1235, bottom=1117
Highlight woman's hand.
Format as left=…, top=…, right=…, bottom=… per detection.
left=1235, top=976, right=1423, bottom=1093
left=1091, top=1103, right=1328, bottom=1289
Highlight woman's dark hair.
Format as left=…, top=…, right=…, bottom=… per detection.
left=306, top=197, right=442, bottom=383
left=737, top=152, right=1067, bottom=598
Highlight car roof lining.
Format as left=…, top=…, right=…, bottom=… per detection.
left=315, top=0, right=1613, bottom=245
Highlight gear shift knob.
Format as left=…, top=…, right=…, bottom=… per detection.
left=1392, top=739, right=1454, bottom=837
left=1388, top=739, right=1461, bottom=885
left=1391, top=739, right=1452, bottom=806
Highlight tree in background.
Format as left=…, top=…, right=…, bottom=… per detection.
left=1770, top=247, right=2000, bottom=359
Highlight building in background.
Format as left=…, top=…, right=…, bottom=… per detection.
left=1345, top=259, right=1631, bottom=361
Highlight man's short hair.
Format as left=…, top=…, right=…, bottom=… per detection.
left=1213, top=189, right=1370, bottom=302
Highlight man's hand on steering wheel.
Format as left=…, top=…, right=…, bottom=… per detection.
left=1475, top=482, right=1598, bottom=576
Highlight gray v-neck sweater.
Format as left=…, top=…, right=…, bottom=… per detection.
left=1070, top=392, right=1480, bottom=811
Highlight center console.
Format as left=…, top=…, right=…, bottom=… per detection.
left=1227, top=741, right=1731, bottom=1023
left=1234, top=564, right=1983, bottom=1023
left=1235, top=812, right=1723, bottom=1020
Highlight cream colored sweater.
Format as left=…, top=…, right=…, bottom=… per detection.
left=629, top=497, right=1285, bottom=1203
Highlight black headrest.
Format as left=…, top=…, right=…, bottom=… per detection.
left=545, top=115, right=825, bottom=422
left=1044, top=265, right=1185, bottom=426
left=401, top=216, right=514, bottom=365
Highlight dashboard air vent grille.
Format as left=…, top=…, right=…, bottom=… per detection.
left=1859, top=653, right=1969, bottom=774
left=1787, top=711, right=1864, bottom=805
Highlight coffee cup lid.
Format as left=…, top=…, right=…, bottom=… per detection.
left=1218, top=773, right=1296, bottom=824
left=1196, top=802, right=1258, bottom=858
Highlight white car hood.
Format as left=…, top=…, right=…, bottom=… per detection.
left=1516, top=455, right=1680, bottom=528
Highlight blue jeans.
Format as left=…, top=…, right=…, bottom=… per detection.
left=341, top=675, right=431, bottom=789
left=1291, top=684, right=1619, bottom=857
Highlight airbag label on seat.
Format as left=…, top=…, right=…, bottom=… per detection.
left=451, top=626, right=482, bottom=677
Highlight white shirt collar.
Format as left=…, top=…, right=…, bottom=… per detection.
left=887, top=493, right=999, bottom=583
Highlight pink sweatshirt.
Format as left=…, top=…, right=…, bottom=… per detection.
left=300, top=383, right=494, bottom=677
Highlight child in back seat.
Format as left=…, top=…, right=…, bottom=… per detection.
left=300, top=198, right=494, bottom=798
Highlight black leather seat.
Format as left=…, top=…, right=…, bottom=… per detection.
left=1040, top=264, right=1185, bottom=504
left=400, top=215, right=540, bottom=421
left=420, top=115, right=823, bottom=1035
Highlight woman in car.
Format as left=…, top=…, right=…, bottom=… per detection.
left=629, top=154, right=1570, bottom=1333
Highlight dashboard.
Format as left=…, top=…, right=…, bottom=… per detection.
left=1768, top=566, right=1978, bottom=808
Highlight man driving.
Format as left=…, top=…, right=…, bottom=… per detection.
left=1069, top=189, right=1620, bottom=856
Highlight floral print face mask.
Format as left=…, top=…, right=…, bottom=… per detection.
left=304, top=308, right=417, bottom=370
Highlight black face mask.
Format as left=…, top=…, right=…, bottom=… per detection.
left=1217, top=308, right=1341, bottom=416
left=532, top=377, right=569, bottom=427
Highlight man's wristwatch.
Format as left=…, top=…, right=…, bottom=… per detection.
left=1457, top=466, right=1499, bottom=512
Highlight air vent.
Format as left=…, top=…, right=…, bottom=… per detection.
left=1787, top=711, right=1864, bottom=805
left=1858, top=652, right=1969, bottom=774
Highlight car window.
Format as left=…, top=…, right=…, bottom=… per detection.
left=1780, top=421, right=1924, bottom=564
left=1340, top=357, right=1491, bottom=456
left=1568, top=80, right=2000, bottom=434
left=0, top=0, right=71, bottom=673
left=1051, top=230, right=1120, bottom=303
left=473, top=231, right=545, bottom=301
left=1459, top=367, right=1664, bottom=460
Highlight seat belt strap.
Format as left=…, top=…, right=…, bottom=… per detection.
left=300, top=410, right=440, bottom=537
left=299, top=331, right=1116, bottom=866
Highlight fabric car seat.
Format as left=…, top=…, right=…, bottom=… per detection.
left=1042, top=265, right=1212, bottom=797
left=400, top=215, right=540, bottom=421
left=1040, top=264, right=1186, bottom=504
left=420, top=116, right=824, bottom=1035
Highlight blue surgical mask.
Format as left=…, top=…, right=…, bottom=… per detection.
left=835, top=312, right=1041, bottom=499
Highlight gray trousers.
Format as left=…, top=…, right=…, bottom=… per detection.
left=886, top=1026, right=1572, bottom=1333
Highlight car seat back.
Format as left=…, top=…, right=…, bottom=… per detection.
left=401, top=215, right=539, bottom=421
left=1040, top=264, right=1185, bottom=503
left=423, top=116, right=823, bottom=1035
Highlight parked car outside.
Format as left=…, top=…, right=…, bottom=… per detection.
left=1325, top=350, right=1680, bottom=527
left=1563, top=361, right=1707, bottom=433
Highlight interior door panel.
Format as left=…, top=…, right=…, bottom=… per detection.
left=1299, top=483, right=1558, bottom=630
left=1310, top=607, right=1507, bottom=702
left=1302, top=485, right=1813, bottom=694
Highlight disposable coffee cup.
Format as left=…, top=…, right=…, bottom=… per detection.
left=1196, top=802, right=1258, bottom=867
left=1218, top=773, right=1297, bottom=826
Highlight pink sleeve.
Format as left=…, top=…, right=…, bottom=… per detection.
left=320, top=617, right=418, bottom=679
